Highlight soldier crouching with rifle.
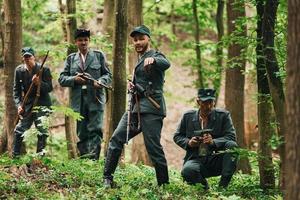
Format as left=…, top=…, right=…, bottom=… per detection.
left=103, top=25, right=170, bottom=188
left=173, top=88, right=238, bottom=189
left=12, top=47, right=52, bottom=158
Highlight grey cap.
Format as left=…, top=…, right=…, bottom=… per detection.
left=198, top=88, right=216, bottom=101
left=21, top=47, right=35, bottom=57
left=130, top=25, right=151, bottom=38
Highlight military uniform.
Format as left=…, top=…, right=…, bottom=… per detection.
left=13, top=48, right=53, bottom=157
left=103, top=47, right=170, bottom=186
left=58, top=49, right=112, bottom=159
left=174, top=107, right=238, bottom=188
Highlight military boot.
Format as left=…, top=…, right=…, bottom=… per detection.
left=103, top=150, right=121, bottom=188
left=37, top=135, right=47, bottom=155
left=219, top=175, right=232, bottom=188
left=154, top=165, right=169, bottom=186
left=13, top=135, right=23, bottom=158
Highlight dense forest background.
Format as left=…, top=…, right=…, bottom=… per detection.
left=0, top=0, right=299, bottom=199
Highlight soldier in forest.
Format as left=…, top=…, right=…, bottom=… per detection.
left=58, top=29, right=112, bottom=160
left=173, top=88, right=238, bottom=189
left=13, top=47, right=53, bottom=157
left=103, top=25, right=170, bottom=188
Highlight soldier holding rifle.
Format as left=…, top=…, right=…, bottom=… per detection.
left=173, top=88, right=238, bottom=189
left=58, top=29, right=112, bottom=160
left=103, top=25, right=170, bottom=188
left=12, top=47, right=52, bottom=157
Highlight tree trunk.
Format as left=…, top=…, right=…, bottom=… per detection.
left=102, top=0, right=115, bottom=157
left=64, top=0, right=78, bottom=159
left=261, top=0, right=286, bottom=189
left=0, top=0, right=22, bottom=155
left=256, top=0, right=275, bottom=189
left=102, top=0, right=115, bottom=37
left=214, top=0, right=224, bottom=96
left=127, top=0, right=151, bottom=166
left=225, top=0, right=251, bottom=174
left=111, top=0, right=127, bottom=147
left=192, top=0, right=204, bottom=88
left=285, top=0, right=300, bottom=198
left=58, top=0, right=68, bottom=42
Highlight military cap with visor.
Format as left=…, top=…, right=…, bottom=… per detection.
left=74, top=28, right=90, bottom=39
left=21, top=47, right=35, bottom=57
left=198, top=88, right=216, bottom=101
left=130, top=25, right=151, bottom=38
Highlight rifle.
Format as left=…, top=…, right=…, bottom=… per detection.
left=134, top=83, right=160, bottom=110
left=12, top=51, right=49, bottom=132
left=193, top=129, right=213, bottom=140
left=75, top=72, right=112, bottom=90
left=193, top=129, right=213, bottom=156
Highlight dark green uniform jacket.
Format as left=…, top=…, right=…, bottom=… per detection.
left=58, top=50, right=112, bottom=112
left=132, top=49, right=170, bottom=116
left=173, top=108, right=236, bottom=163
left=13, top=63, right=52, bottom=112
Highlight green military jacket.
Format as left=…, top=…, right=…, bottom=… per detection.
left=58, top=50, right=112, bottom=112
left=132, top=49, right=170, bottom=116
left=13, top=63, right=52, bottom=113
left=173, top=108, right=236, bottom=163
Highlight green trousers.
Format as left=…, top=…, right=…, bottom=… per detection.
left=181, top=141, right=238, bottom=187
left=103, top=112, right=169, bottom=185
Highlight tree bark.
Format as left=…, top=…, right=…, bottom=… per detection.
left=285, top=0, right=300, bottom=198
left=0, top=0, right=22, bottom=155
left=192, top=0, right=204, bottom=88
left=102, top=0, right=115, bottom=37
left=58, top=0, right=68, bottom=42
left=226, top=0, right=251, bottom=174
left=256, top=0, right=275, bottom=189
left=64, top=0, right=78, bottom=159
left=214, top=0, right=224, bottom=97
left=261, top=0, right=286, bottom=189
left=111, top=0, right=127, bottom=146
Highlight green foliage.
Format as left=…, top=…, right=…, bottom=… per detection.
left=0, top=154, right=282, bottom=199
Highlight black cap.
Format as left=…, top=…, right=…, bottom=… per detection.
left=74, top=28, right=90, bottom=39
left=21, top=47, right=35, bottom=57
left=198, top=88, right=216, bottom=101
left=130, top=25, right=151, bottom=38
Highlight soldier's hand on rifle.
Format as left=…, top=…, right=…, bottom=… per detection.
left=32, top=74, right=40, bottom=86
left=144, top=57, right=155, bottom=73
left=202, top=134, right=213, bottom=145
left=127, top=81, right=135, bottom=92
left=17, top=106, right=24, bottom=115
left=74, top=74, right=87, bottom=85
left=188, top=136, right=201, bottom=148
left=93, top=80, right=103, bottom=89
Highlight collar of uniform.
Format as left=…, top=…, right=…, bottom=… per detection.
left=194, top=109, right=216, bottom=122
left=139, top=49, right=155, bottom=60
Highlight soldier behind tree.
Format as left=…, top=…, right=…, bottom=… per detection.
left=58, top=29, right=112, bottom=160
left=13, top=47, right=53, bottom=157
left=103, top=25, right=170, bottom=188
left=173, top=88, right=238, bottom=189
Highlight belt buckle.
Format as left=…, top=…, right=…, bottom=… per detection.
left=82, top=85, right=87, bottom=89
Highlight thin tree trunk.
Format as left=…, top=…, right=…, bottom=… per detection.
left=226, top=0, right=251, bottom=174
left=65, top=0, right=78, bottom=159
left=214, top=0, right=224, bottom=97
left=285, top=0, right=300, bottom=198
left=102, top=0, right=114, bottom=157
left=192, top=0, right=203, bottom=88
left=261, top=0, right=286, bottom=189
left=111, top=0, right=127, bottom=148
left=58, top=0, right=67, bottom=42
left=256, top=0, right=275, bottom=189
left=102, top=0, right=115, bottom=37
left=1, top=0, right=22, bottom=155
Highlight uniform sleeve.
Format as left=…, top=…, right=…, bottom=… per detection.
left=153, top=52, right=170, bottom=71
left=13, top=68, right=22, bottom=108
left=213, top=112, right=237, bottom=149
left=40, top=67, right=53, bottom=94
left=98, top=52, right=112, bottom=85
left=58, top=56, right=76, bottom=87
left=173, top=114, right=190, bottom=150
